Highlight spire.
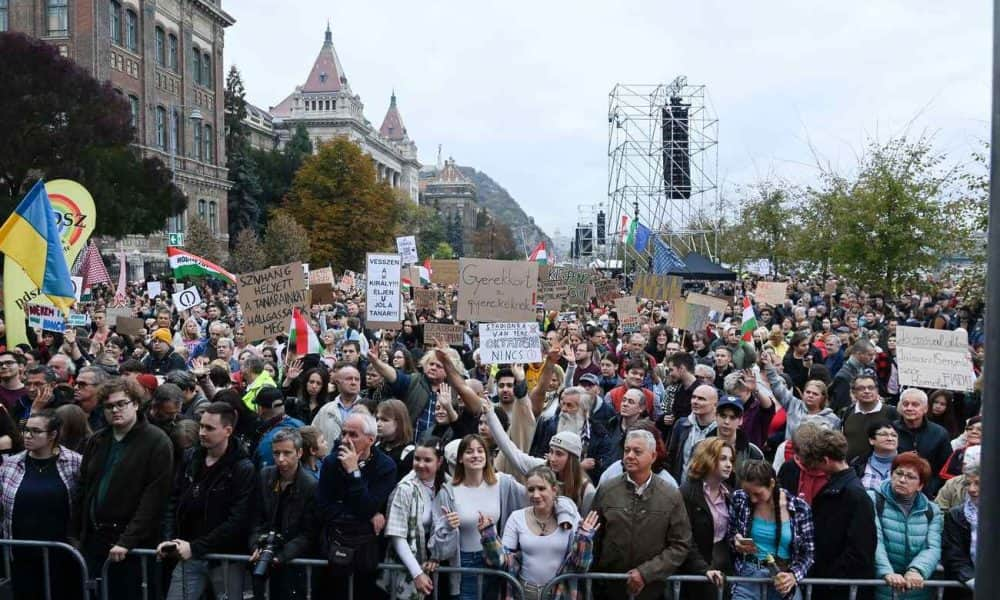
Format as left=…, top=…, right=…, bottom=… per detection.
left=379, top=91, right=408, bottom=141
left=303, top=25, right=347, bottom=93
left=324, top=21, right=332, bottom=45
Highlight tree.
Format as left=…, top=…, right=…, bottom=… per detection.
left=262, top=209, right=310, bottom=266
left=224, top=65, right=249, bottom=158
left=251, top=123, right=313, bottom=227
left=284, top=138, right=397, bottom=270
left=731, top=182, right=798, bottom=276
left=184, top=215, right=222, bottom=264
left=228, top=227, right=266, bottom=274
left=224, top=66, right=262, bottom=242
left=433, top=241, right=454, bottom=259
left=0, top=32, right=186, bottom=236
left=394, top=194, right=447, bottom=260
left=469, top=210, right=517, bottom=259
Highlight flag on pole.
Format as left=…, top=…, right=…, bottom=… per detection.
left=740, top=296, right=757, bottom=342
left=167, top=247, right=236, bottom=284
left=619, top=215, right=631, bottom=243
left=112, top=250, right=128, bottom=307
left=423, top=258, right=433, bottom=279
left=79, top=241, right=112, bottom=290
left=623, top=218, right=638, bottom=246
left=0, top=180, right=76, bottom=313
left=633, top=223, right=652, bottom=253
left=528, top=241, right=548, bottom=265
left=287, top=307, right=323, bottom=355
left=417, top=266, right=431, bottom=285
left=652, top=236, right=687, bottom=275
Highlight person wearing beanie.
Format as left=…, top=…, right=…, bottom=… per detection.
left=141, top=328, right=185, bottom=376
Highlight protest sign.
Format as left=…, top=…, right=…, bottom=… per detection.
left=71, top=276, right=83, bottom=302
left=310, top=267, right=335, bottom=285
left=68, top=313, right=90, bottom=327
left=115, top=316, right=145, bottom=337
left=615, top=297, right=640, bottom=333
left=146, top=281, right=162, bottom=299
left=557, top=312, right=577, bottom=323
left=105, top=306, right=133, bottom=326
left=27, top=303, right=65, bottom=332
left=594, top=278, right=621, bottom=304
left=686, top=292, right=729, bottom=322
left=539, top=266, right=597, bottom=306
left=632, top=273, right=683, bottom=301
left=414, top=288, right=438, bottom=311
left=457, top=258, right=538, bottom=322
left=311, top=283, right=336, bottom=305
left=479, top=322, right=542, bottom=364
left=339, top=271, right=356, bottom=292
left=396, top=236, right=419, bottom=265
left=429, top=260, right=459, bottom=286
left=237, top=262, right=308, bottom=342
left=423, top=323, right=466, bottom=347
left=824, top=279, right=838, bottom=295
left=896, top=326, right=974, bottom=392
left=668, top=301, right=711, bottom=332
left=172, top=285, right=202, bottom=312
left=755, top=281, right=788, bottom=307
left=366, top=253, right=403, bottom=329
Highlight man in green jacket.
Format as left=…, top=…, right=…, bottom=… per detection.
left=592, top=429, right=692, bottom=600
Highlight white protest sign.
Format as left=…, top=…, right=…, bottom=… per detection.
left=896, top=326, right=974, bottom=392
left=396, top=236, right=418, bottom=265
left=755, top=281, right=787, bottom=307
left=146, top=281, right=162, bottom=298
left=478, top=322, right=542, bottom=364
left=71, top=276, right=83, bottom=301
left=366, top=253, right=403, bottom=328
left=27, top=303, right=65, bottom=332
left=172, top=285, right=203, bottom=312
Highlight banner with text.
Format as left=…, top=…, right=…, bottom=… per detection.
left=754, top=281, right=788, bottom=307
left=479, top=322, right=542, bottom=364
left=27, top=303, right=65, bottom=333
left=429, top=260, right=459, bottom=286
left=633, top=273, right=683, bottom=301
left=457, top=258, right=538, bottom=322
left=396, top=236, right=418, bottom=265
left=366, top=253, right=403, bottom=329
left=237, top=262, right=308, bottom=342
left=423, top=323, right=466, bottom=346
left=896, top=326, right=974, bottom=392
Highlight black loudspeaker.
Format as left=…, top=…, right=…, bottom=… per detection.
left=596, top=211, right=606, bottom=245
left=662, top=96, right=691, bottom=200
left=577, top=226, right=593, bottom=257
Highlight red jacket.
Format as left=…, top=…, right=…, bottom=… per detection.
left=605, top=384, right=655, bottom=416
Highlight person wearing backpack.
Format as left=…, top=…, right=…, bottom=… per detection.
left=867, top=452, right=942, bottom=600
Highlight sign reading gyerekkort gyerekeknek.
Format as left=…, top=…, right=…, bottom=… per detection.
left=237, top=262, right=308, bottom=342
left=457, top=258, right=539, bottom=322
left=478, top=322, right=542, bottom=364
left=896, top=326, right=975, bottom=392
left=366, top=253, right=403, bottom=329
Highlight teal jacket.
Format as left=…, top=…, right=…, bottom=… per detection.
left=868, top=480, right=943, bottom=600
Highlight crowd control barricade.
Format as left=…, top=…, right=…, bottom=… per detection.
left=0, top=538, right=91, bottom=600
left=540, top=573, right=969, bottom=600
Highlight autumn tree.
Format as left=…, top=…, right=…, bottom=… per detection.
left=262, top=209, right=310, bottom=266
left=394, top=193, right=447, bottom=260
left=228, top=227, right=265, bottom=273
left=469, top=209, right=518, bottom=259
left=284, top=137, right=396, bottom=270
left=184, top=215, right=223, bottom=264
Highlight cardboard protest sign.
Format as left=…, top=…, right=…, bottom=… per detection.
left=237, top=262, right=308, bottom=342
left=423, top=323, right=466, bottom=347
left=896, top=326, right=974, bottom=392
left=615, top=297, right=640, bottom=333
left=366, top=253, right=403, bottom=329
left=27, top=303, right=65, bottom=332
left=146, top=281, right=162, bottom=298
left=668, top=301, right=711, bottom=332
left=396, top=236, right=419, bottom=265
left=755, top=281, right=788, bottom=307
left=105, top=306, right=133, bottom=326
left=539, top=266, right=597, bottom=307
left=115, top=316, right=146, bottom=337
left=686, top=292, right=729, bottom=322
left=172, top=285, right=202, bottom=312
left=429, top=260, right=459, bottom=286
left=632, top=273, right=683, bottom=301
left=339, top=271, right=356, bottom=292
left=311, top=283, right=336, bottom=305
left=478, top=322, right=542, bottom=364
left=310, top=267, right=335, bottom=286
left=457, top=258, right=538, bottom=322
left=594, top=278, right=621, bottom=304
left=414, top=288, right=438, bottom=311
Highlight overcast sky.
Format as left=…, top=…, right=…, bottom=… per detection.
left=225, top=0, right=991, bottom=239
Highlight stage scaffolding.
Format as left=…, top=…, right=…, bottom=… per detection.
left=606, top=78, right=719, bottom=270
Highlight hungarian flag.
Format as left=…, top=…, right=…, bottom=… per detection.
left=528, top=241, right=547, bottom=265
left=167, top=247, right=236, bottom=285
left=417, top=266, right=431, bottom=285
left=287, top=307, right=322, bottom=355
left=740, top=296, right=757, bottom=342
left=423, top=258, right=433, bottom=280
left=624, top=218, right=638, bottom=246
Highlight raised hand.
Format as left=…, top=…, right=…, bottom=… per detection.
left=578, top=511, right=601, bottom=534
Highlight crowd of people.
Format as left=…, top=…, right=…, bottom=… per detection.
left=0, top=274, right=983, bottom=600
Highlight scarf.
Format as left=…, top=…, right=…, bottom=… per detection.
left=793, top=456, right=829, bottom=504
left=964, top=497, right=978, bottom=565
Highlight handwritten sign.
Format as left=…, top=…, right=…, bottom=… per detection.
left=396, top=236, right=419, bottom=265
left=310, top=267, right=335, bottom=285
left=172, top=285, right=202, bottom=312
left=429, top=260, right=459, bottom=286
left=615, top=297, right=640, bottom=333
left=311, top=283, right=336, bottom=305
left=755, top=281, right=788, bottom=307
left=633, top=273, right=682, bottom=301
left=594, top=278, right=621, bottom=304
left=896, top=326, right=974, bottom=392
left=423, top=323, right=466, bottom=346
left=237, top=262, right=308, bottom=342
left=366, top=253, right=403, bottom=329
left=686, top=292, right=729, bottom=322
left=414, top=288, right=438, bottom=311
left=668, top=301, right=711, bottom=332
left=146, top=281, right=162, bottom=298
left=457, top=258, right=538, bottom=322
left=115, top=316, right=145, bottom=337
left=479, top=322, right=542, bottom=364
left=27, top=303, right=65, bottom=332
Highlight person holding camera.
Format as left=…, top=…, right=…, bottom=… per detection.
left=158, top=401, right=257, bottom=600
left=249, top=427, right=318, bottom=600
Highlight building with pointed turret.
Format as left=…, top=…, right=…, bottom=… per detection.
left=265, top=24, right=420, bottom=202
left=420, top=157, right=478, bottom=255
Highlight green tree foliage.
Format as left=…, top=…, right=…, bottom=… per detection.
left=284, top=138, right=396, bottom=270
left=262, top=209, right=310, bottom=266
left=228, top=227, right=265, bottom=274
left=0, top=32, right=185, bottom=236
left=394, top=194, right=447, bottom=260
left=469, top=210, right=518, bottom=259
left=184, top=215, right=223, bottom=265
left=250, top=123, right=313, bottom=227
left=726, top=183, right=796, bottom=276
left=433, top=241, right=455, bottom=259
left=224, top=66, right=249, bottom=157
left=224, top=66, right=262, bottom=242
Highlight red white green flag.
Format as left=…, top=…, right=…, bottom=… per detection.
left=287, top=307, right=322, bottom=355
left=528, top=241, right=547, bottom=265
left=740, top=296, right=757, bottom=342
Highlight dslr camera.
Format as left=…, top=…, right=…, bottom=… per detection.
left=253, top=531, right=284, bottom=578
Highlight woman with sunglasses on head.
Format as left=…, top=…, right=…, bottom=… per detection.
left=0, top=409, right=82, bottom=599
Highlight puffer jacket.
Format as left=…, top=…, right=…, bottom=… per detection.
left=868, top=480, right=943, bottom=600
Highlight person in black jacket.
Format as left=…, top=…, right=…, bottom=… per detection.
left=679, top=438, right=733, bottom=600
left=798, top=427, right=877, bottom=600
left=71, top=378, right=174, bottom=600
left=141, top=329, right=186, bottom=376
left=893, top=388, right=953, bottom=496
left=249, top=427, right=318, bottom=600
left=158, top=401, right=257, bottom=600
left=941, top=462, right=978, bottom=600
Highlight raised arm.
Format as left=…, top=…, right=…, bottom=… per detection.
left=434, top=348, right=484, bottom=414
left=530, top=345, right=562, bottom=418
left=367, top=347, right=398, bottom=383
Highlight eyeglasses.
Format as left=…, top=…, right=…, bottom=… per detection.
left=102, top=399, right=133, bottom=412
left=891, top=470, right=920, bottom=481
left=0, top=361, right=17, bottom=367
left=20, top=427, right=50, bottom=436
left=852, top=385, right=877, bottom=392
left=874, top=431, right=898, bottom=438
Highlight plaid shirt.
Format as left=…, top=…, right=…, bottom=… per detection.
left=728, top=488, right=815, bottom=590
left=0, top=447, right=82, bottom=538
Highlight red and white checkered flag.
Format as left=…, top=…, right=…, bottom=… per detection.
left=79, top=242, right=111, bottom=291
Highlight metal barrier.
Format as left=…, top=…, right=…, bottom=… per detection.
left=539, top=572, right=970, bottom=600
left=0, top=538, right=91, bottom=600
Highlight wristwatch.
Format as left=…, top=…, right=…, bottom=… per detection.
left=351, top=469, right=361, bottom=479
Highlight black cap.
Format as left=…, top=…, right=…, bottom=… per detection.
left=254, top=387, right=284, bottom=408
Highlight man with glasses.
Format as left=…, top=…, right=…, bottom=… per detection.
left=23, top=365, right=57, bottom=422
left=841, top=374, right=898, bottom=462
left=570, top=340, right=601, bottom=385
left=829, top=339, right=876, bottom=411
left=0, top=352, right=28, bottom=420
left=74, top=366, right=109, bottom=432
left=72, top=378, right=174, bottom=599
left=893, top=388, right=952, bottom=495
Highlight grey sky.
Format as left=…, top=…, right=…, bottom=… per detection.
left=225, top=1, right=991, bottom=238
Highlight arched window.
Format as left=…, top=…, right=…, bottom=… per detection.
left=208, top=201, right=217, bottom=233
left=198, top=199, right=206, bottom=219
left=202, top=124, right=212, bottom=163
left=109, top=0, right=121, bottom=43
left=124, top=9, right=138, bottom=51
left=167, top=33, right=178, bottom=70
left=128, top=95, right=140, bottom=129
left=155, top=106, right=167, bottom=149
left=201, top=52, right=211, bottom=89
left=155, top=27, right=165, bottom=65
left=47, top=0, right=68, bottom=36
left=192, top=46, right=202, bottom=85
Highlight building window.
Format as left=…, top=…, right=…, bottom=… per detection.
left=0, top=0, right=8, bottom=32
left=47, top=0, right=68, bottom=36
left=109, top=0, right=121, bottom=44
left=128, top=94, right=140, bottom=129
left=203, top=124, right=212, bottom=163
left=192, top=122, right=202, bottom=160
left=155, top=27, right=165, bottom=66
left=125, top=9, right=138, bottom=51
left=208, top=201, right=217, bottom=233
left=198, top=199, right=206, bottom=219
left=167, top=34, right=178, bottom=70
left=168, top=212, right=184, bottom=233
left=171, top=109, right=181, bottom=154
left=201, top=52, right=211, bottom=89
left=192, top=47, right=201, bottom=85
left=155, top=106, right=167, bottom=149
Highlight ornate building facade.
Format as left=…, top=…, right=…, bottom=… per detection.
left=420, top=158, right=478, bottom=255
left=3, top=0, right=235, bottom=277
left=267, top=25, right=420, bottom=202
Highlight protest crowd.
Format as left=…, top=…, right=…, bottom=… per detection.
left=0, top=256, right=984, bottom=600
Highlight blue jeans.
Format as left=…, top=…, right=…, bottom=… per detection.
left=165, top=558, right=245, bottom=600
left=460, top=551, right=499, bottom=600
left=732, top=562, right=802, bottom=600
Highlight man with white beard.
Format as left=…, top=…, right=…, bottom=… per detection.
left=528, top=385, right=615, bottom=481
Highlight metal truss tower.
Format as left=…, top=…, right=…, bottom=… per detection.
left=607, top=78, right=719, bottom=269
